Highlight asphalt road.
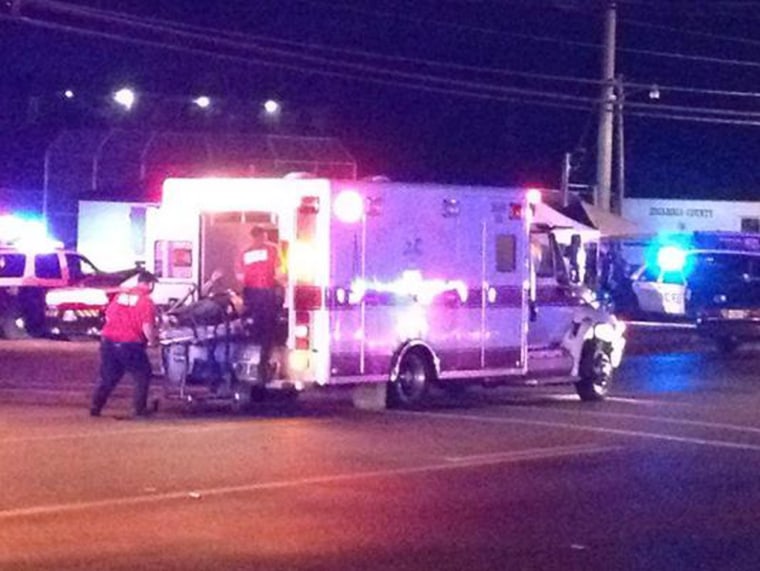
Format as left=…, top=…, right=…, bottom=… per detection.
left=2, top=339, right=760, bottom=570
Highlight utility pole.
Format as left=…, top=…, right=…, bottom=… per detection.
left=614, top=75, right=625, bottom=216
left=595, top=0, right=617, bottom=212
left=561, top=152, right=572, bottom=207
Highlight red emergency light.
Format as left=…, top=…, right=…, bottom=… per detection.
left=526, top=188, right=542, bottom=205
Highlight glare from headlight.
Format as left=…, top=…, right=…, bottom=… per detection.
left=594, top=323, right=616, bottom=343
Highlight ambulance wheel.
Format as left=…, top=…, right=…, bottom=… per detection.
left=388, top=351, right=433, bottom=409
left=575, top=340, right=613, bottom=402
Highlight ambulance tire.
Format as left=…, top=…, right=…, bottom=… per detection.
left=387, top=351, right=433, bottom=409
left=575, top=340, right=613, bottom=402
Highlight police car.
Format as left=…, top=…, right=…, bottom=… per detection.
left=630, top=244, right=690, bottom=318
left=631, top=232, right=760, bottom=352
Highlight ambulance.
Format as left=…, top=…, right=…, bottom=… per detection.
left=150, top=178, right=626, bottom=407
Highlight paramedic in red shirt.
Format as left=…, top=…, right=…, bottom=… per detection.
left=90, top=271, right=158, bottom=418
left=237, top=225, right=283, bottom=382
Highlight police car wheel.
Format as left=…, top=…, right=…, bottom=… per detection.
left=388, top=352, right=432, bottom=409
left=576, top=340, right=613, bottom=402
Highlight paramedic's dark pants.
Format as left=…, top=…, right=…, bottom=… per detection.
left=243, top=287, right=278, bottom=382
left=91, top=340, right=152, bottom=416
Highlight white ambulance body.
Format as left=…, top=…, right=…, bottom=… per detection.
left=150, top=177, right=625, bottom=405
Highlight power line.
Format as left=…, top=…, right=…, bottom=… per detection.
left=23, top=0, right=760, bottom=104
left=619, top=16, right=760, bottom=48
left=57, top=0, right=760, bottom=100
left=627, top=110, right=760, bottom=127
left=0, top=14, right=596, bottom=113
left=20, top=0, right=600, bottom=105
left=624, top=80, right=760, bottom=100
left=10, top=2, right=760, bottom=123
left=626, top=100, right=760, bottom=119
left=11, top=16, right=760, bottom=130
left=289, top=0, right=760, bottom=69
left=32, top=0, right=607, bottom=88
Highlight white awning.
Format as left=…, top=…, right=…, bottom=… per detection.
left=579, top=201, right=641, bottom=237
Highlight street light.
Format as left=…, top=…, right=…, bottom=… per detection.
left=113, top=87, right=136, bottom=110
left=614, top=78, right=660, bottom=215
left=264, top=99, right=280, bottom=115
left=194, top=95, right=211, bottom=109
left=63, top=89, right=75, bottom=100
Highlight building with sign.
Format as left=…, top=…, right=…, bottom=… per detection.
left=622, top=198, right=760, bottom=235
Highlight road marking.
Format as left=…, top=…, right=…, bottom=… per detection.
left=0, top=419, right=322, bottom=445
left=443, top=444, right=619, bottom=463
left=545, top=408, right=760, bottom=435
left=399, top=411, right=760, bottom=452
left=624, top=320, right=697, bottom=330
left=0, top=444, right=616, bottom=520
left=607, top=396, right=699, bottom=408
left=607, top=396, right=667, bottom=405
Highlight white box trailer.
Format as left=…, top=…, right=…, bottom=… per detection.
left=152, top=178, right=626, bottom=407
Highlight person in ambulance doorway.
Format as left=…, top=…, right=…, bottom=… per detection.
left=90, top=271, right=158, bottom=419
left=236, top=225, right=285, bottom=383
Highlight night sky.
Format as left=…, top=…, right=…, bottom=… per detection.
left=2, top=0, right=760, bottom=201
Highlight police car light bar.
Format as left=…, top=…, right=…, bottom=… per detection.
left=657, top=246, right=687, bottom=273
left=0, top=214, right=62, bottom=251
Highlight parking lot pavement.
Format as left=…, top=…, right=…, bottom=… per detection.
left=621, top=321, right=703, bottom=354
left=5, top=332, right=760, bottom=571
left=4, top=382, right=760, bottom=570
left=0, top=327, right=722, bottom=405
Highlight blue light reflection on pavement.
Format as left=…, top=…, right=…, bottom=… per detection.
left=616, top=350, right=760, bottom=396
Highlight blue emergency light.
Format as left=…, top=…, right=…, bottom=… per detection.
left=656, top=245, right=687, bottom=273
